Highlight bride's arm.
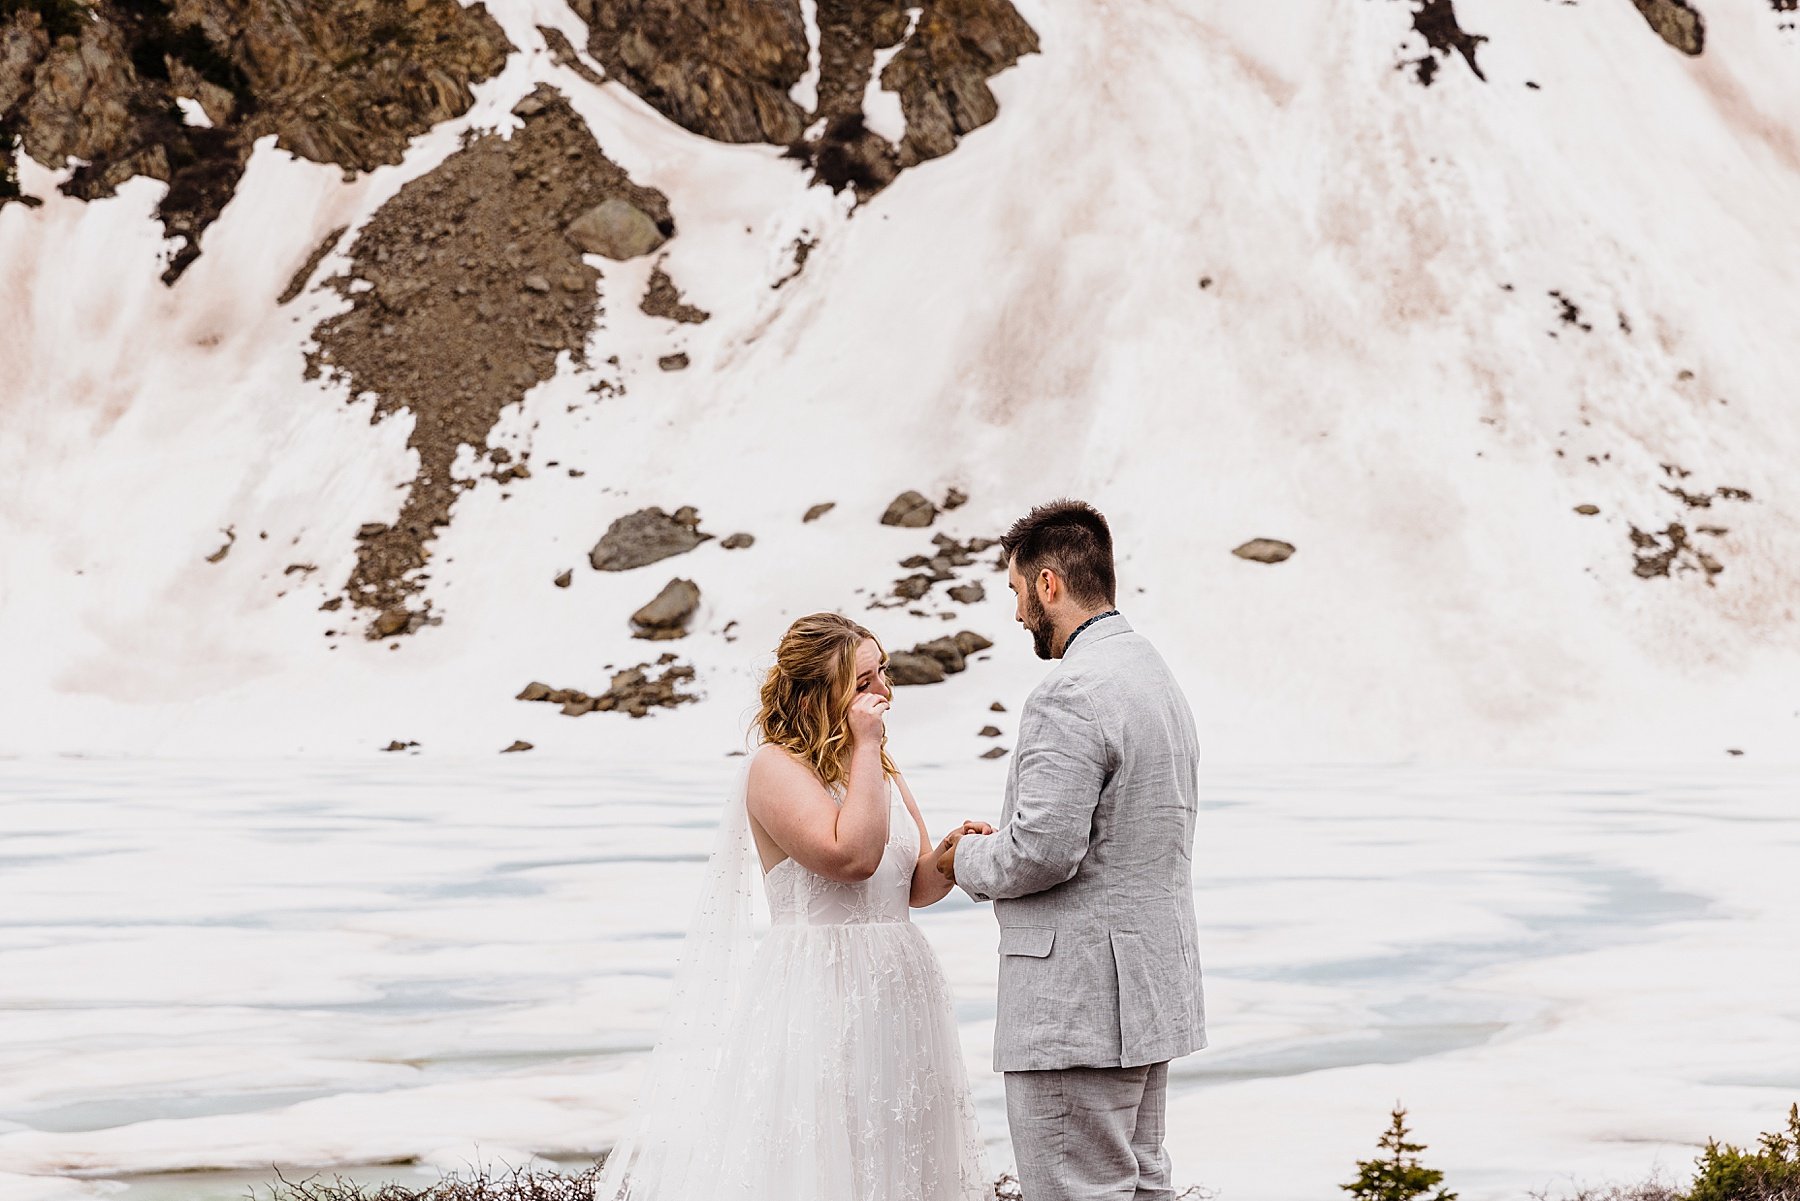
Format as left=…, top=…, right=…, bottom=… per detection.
left=898, top=773, right=991, bottom=907
left=746, top=701, right=892, bottom=883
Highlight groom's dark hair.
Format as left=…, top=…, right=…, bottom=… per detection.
left=1001, top=499, right=1116, bottom=608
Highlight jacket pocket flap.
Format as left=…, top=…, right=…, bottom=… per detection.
left=999, top=926, right=1055, bottom=958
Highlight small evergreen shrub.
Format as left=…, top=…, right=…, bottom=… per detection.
left=1687, top=1103, right=1800, bottom=1201
left=1343, top=1104, right=1458, bottom=1201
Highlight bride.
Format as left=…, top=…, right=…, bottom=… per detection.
left=594, top=612, right=994, bottom=1201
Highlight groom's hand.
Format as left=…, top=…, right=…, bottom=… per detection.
left=934, top=831, right=964, bottom=882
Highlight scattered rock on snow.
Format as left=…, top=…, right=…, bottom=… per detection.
left=1628, top=0, right=1705, bottom=54
left=803, top=502, right=836, bottom=523
left=501, top=740, right=534, bottom=753
left=980, top=746, right=1009, bottom=760
left=632, top=578, right=701, bottom=635
left=641, top=263, right=710, bottom=324
left=591, top=506, right=712, bottom=571
left=882, top=490, right=938, bottom=528
left=887, top=631, right=994, bottom=686
left=204, top=527, right=236, bottom=563
left=885, top=651, right=948, bottom=686
left=1232, top=538, right=1296, bottom=564
left=516, top=658, right=699, bottom=718
left=722, top=532, right=755, bottom=549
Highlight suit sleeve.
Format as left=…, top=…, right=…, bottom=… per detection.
left=956, top=676, right=1110, bottom=902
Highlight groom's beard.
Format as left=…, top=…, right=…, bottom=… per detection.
left=1023, top=591, right=1056, bottom=660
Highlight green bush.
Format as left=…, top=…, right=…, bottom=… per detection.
left=1687, top=1103, right=1800, bottom=1201
left=1343, top=1104, right=1458, bottom=1201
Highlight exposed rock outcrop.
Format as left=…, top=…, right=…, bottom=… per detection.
left=567, top=0, right=1037, bottom=197
left=1392, top=0, right=1487, bottom=86
left=306, top=87, right=675, bottom=632
left=0, top=0, right=511, bottom=278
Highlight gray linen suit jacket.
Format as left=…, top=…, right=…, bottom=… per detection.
left=954, top=613, right=1205, bottom=1073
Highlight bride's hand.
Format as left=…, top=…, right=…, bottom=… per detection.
left=848, top=693, right=890, bottom=744
left=959, top=821, right=995, bottom=836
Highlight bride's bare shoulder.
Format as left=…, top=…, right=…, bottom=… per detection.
left=747, top=744, right=816, bottom=801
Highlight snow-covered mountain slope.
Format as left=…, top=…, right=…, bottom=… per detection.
left=3, top=0, right=1798, bottom=764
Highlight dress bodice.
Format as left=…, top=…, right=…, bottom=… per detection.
left=764, top=777, right=917, bottom=926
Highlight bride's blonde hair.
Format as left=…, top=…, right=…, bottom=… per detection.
left=754, top=612, right=896, bottom=791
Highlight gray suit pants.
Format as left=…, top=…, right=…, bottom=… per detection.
left=1004, top=1061, right=1172, bottom=1201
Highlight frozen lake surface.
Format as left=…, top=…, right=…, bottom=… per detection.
left=1, top=758, right=1796, bottom=1201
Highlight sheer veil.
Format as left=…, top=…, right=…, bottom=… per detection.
left=593, top=753, right=761, bottom=1201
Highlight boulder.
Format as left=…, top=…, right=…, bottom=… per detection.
left=1574, top=504, right=1600, bottom=516
left=980, top=746, right=1009, bottom=760
left=953, top=630, right=994, bottom=656
left=1231, top=538, right=1296, bottom=564
left=881, top=490, right=938, bottom=527
left=803, top=501, right=836, bottom=523
left=915, top=637, right=967, bottom=674
left=632, top=578, right=701, bottom=631
left=554, top=569, right=573, bottom=588
left=893, top=573, right=934, bottom=600
left=947, top=581, right=985, bottom=603
left=1628, top=0, right=1704, bottom=54
left=979, top=725, right=1001, bottom=737
left=500, top=740, right=534, bottom=753
left=517, top=681, right=553, bottom=701
left=722, top=532, right=755, bottom=549
left=590, top=506, right=711, bottom=571
left=886, top=651, right=947, bottom=686
left=566, top=197, right=668, bottom=260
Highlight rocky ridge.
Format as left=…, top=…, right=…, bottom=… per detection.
left=567, top=0, right=1039, bottom=196
left=0, top=0, right=510, bottom=279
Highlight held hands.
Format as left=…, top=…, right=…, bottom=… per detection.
left=933, top=821, right=995, bottom=883
left=848, top=693, right=891, bottom=744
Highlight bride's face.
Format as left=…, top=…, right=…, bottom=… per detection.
left=850, top=638, right=892, bottom=707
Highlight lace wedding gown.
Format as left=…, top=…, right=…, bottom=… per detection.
left=594, top=767, right=991, bottom=1201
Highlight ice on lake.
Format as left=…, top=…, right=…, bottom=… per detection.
left=1, top=758, right=1796, bottom=1201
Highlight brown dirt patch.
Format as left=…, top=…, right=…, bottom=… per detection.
left=306, top=85, right=675, bottom=636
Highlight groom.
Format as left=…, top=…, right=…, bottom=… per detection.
left=937, top=498, right=1205, bottom=1201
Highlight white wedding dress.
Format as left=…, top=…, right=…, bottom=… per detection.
left=594, top=761, right=991, bottom=1201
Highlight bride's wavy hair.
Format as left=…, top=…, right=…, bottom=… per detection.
left=754, top=612, right=896, bottom=791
